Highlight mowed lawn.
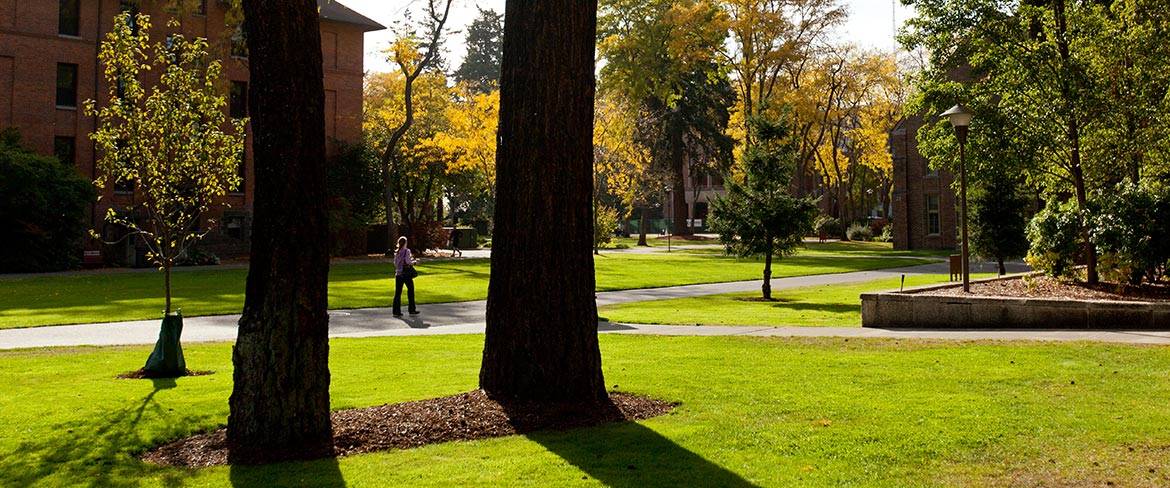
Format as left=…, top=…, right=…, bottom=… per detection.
left=598, top=274, right=996, bottom=327
left=0, top=253, right=932, bottom=329
left=0, top=334, right=1166, bottom=487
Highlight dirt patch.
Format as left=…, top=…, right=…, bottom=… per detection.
left=914, top=276, right=1170, bottom=302
left=143, top=390, right=674, bottom=468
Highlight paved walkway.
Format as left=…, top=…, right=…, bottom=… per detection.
left=4, top=260, right=1166, bottom=349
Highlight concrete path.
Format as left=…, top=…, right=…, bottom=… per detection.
left=4, top=260, right=1164, bottom=349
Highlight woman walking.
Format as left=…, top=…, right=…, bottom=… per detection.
left=392, top=236, right=419, bottom=316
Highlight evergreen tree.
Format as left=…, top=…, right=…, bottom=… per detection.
left=709, top=107, right=818, bottom=300
left=453, top=7, right=504, bottom=92
left=970, top=173, right=1031, bottom=276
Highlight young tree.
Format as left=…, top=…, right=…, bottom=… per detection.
left=0, top=129, right=96, bottom=273
left=452, top=7, right=504, bottom=92
left=228, top=0, right=333, bottom=464
left=87, top=13, right=245, bottom=377
left=480, top=0, right=607, bottom=403
left=970, top=173, right=1031, bottom=276
left=709, top=107, right=818, bottom=300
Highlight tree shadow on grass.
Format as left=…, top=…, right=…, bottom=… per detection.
left=525, top=421, right=759, bottom=488
left=228, top=457, right=346, bottom=488
left=0, top=378, right=211, bottom=488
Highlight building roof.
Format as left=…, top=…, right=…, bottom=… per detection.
left=318, top=0, right=386, bottom=32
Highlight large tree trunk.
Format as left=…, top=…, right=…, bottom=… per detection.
left=480, top=0, right=606, bottom=403
left=228, top=0, right=333, bottom=464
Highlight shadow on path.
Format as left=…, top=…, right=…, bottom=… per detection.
left=525, top=420, right=759, bottom=488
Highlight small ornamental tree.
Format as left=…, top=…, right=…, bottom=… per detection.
left=970, top=173, right=1031, bottom=276
left=709, top=107, right=818, bottom=300
left=86, top=13, right=245, bottom=376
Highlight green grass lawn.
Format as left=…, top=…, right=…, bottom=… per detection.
left=1, top=334, right=1167, bottom=487
left=599, top=274, right=995, bottom=327
left=0, top=254, right=931, bottom=329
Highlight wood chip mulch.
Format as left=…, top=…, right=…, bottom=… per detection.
left=914, top=275, right=1170, bottom=302
left=142, top=390, right=675, bottom=468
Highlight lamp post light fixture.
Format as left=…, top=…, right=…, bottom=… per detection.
left=941, top=104, right=973, bottom=292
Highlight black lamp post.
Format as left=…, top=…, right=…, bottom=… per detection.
left=941, top=104, right=973, bottom=292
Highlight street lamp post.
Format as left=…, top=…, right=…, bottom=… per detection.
left=941, top=104, right=973, bottom=293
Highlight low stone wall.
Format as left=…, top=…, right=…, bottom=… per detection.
left=861, top=278, right=1170, bottom=329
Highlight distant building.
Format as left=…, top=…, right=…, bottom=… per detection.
left=889, top=114, right=958, bottom=250
left=0, top=0, right=383, bottom=262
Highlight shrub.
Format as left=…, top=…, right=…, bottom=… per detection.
left=814, top=216, right=842, bottom=239
left=846, top=222, right=874, bottom=242
left=875, top=223, right=893, bottom=243
left=1026, top=199, right=1085, bottom=280
left=594, top=205, right=620, bottom=251
left=0, top=128, right=96, bottom=273
left=1089, top=181, right=1170, bottom=284
left=175, top=248, right=220, bottom=267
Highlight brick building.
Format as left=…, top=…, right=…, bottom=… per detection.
left=0, top=0, right=382, bottom=262
left=889, top=114, right=958, bottom=250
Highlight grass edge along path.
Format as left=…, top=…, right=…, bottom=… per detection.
left=599, top=274, right=997, bottom=327
left=0, top=253, right=933, bottom=329
left=0, top=334, right=1166, bottom=487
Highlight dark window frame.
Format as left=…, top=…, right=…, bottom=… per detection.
left=54, top=136, right=76, bottom=166
left=925, top=194, right=941, bottom=236
left=229, top=81, right=248, bottom=119
left=56, top=63, right=79, bottom=108
left=58, top=0, right=81, bottom=36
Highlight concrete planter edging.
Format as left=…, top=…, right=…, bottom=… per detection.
left=861, top=274, right=1170, bottom=329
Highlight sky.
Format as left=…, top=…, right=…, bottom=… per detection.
left=339, top=0, right=917, bottom=74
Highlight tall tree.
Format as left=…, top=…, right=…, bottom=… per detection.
left=378, top=0, right=452, bottom=251
left=708, top=107, right=818, bottom=299
left=453, top=7, right=504, bottom=92
left=903, top=0, right=1111, bottom=283
left=365, top=69, right=454, bottom=252
left=598, top=0, right=736, bottom=235
left=480, top=0, right=607, bottom=402
left=228, top=0, right=333, bottom=464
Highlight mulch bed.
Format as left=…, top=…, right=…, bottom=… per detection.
left=142, top=390, right=674, bottom=468
left=915, top=275, right=1170, bottom=302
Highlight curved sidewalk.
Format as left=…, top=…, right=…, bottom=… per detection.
left=4, top=262, right=1167, bottom=349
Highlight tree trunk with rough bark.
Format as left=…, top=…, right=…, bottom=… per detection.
left=479, top=0, right=607, bottom=403
left=228, top=0, right=333, bottom=464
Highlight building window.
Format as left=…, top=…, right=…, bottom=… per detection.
left=59, top=0, right=81, bottom=36
left=56, top=63, right=78, bottom=108
left=54, top=136, right=76, bottom=166
left=231, top=24, right=248, bottom=58
left=197, top=0, right=207, bottom=15
left=230, top=81, right=248, bottom=119
left=120, top=1, right=139, bottom=33
left=925, top=194, right=940, bottom=236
